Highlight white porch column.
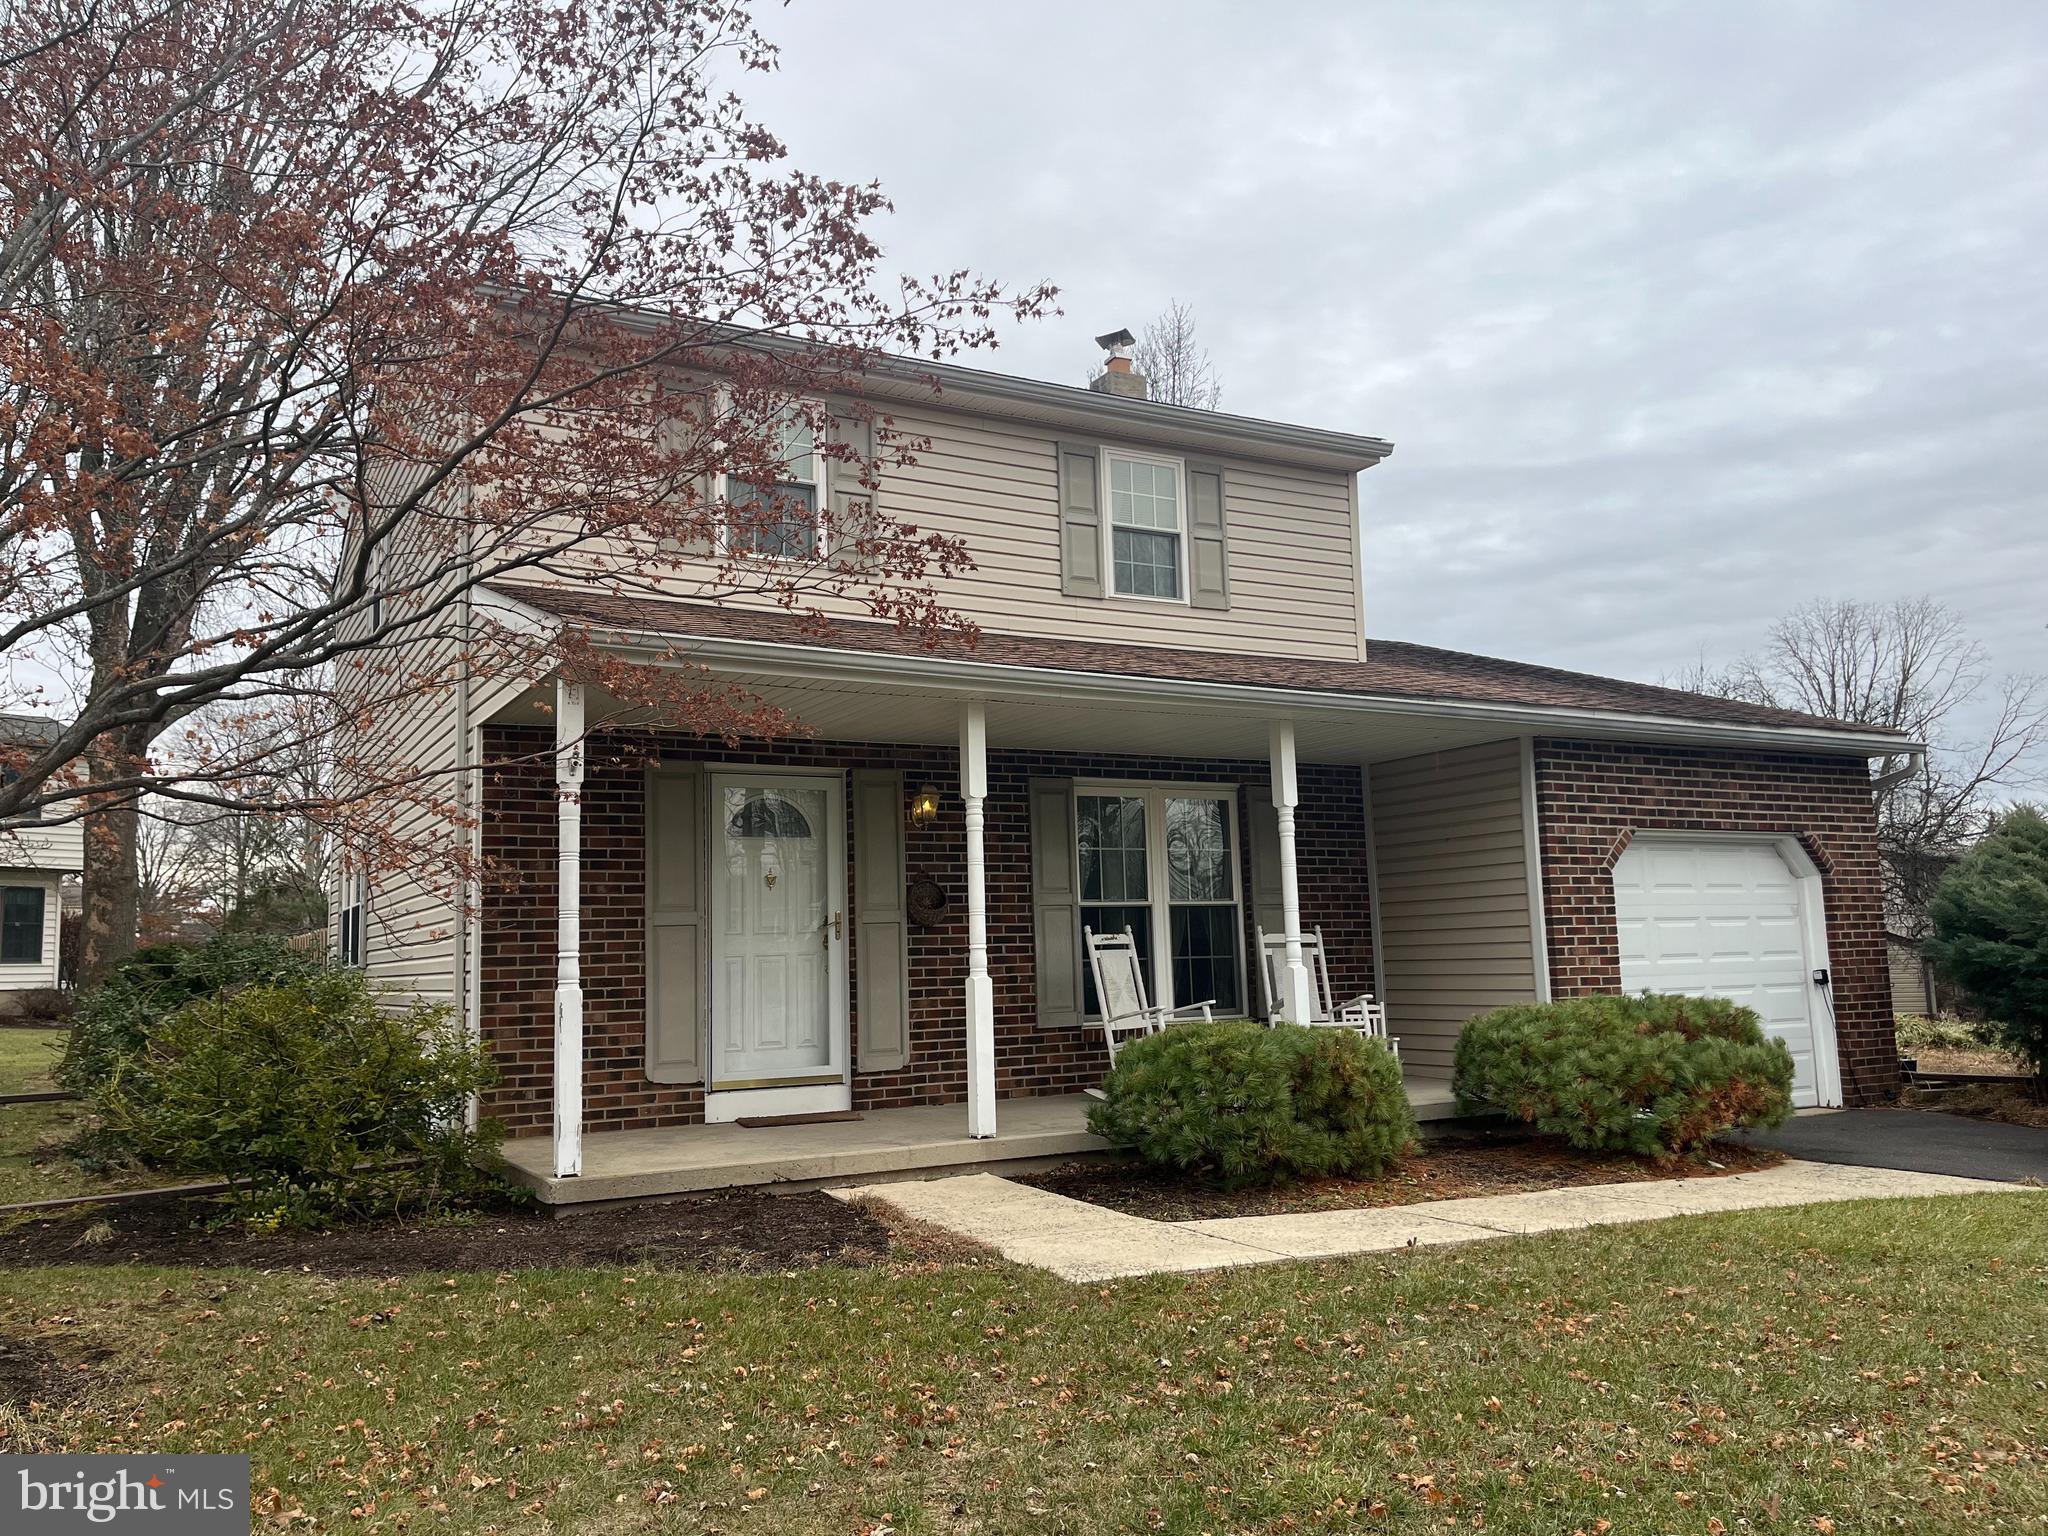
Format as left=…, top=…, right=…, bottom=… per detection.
left=1268, top=719, right=1316, bottom=1024
left=552, top=678, right=586, bottom=1179
left=960, top=700, right=997, bottom=1138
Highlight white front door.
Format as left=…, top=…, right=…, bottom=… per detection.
left=1612, top=837, right=1835, bottom=1107
left=707, top=773, right=849, bottom=1120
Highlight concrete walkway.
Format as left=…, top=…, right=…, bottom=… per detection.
left=836, top=1160, right=2034, bottom=1283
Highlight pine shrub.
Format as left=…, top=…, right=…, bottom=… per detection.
left=1087, top=1020, right=1415, bottom=1188
left=60, top=933, right=321, bottom=1095
left=91, top=970, right=502, bottom=1227
left=1453, top=993, right=1794, bottom=1159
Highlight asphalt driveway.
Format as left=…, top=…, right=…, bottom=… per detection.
left=1739, top=1107, right=2048, bottom=1184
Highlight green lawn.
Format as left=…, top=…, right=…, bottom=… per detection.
left=3, top=1194, right=2042, bottom=1532
left=0, top=1026, right=107, bottom=1205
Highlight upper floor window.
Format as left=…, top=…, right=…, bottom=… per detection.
left=0, top=766, right=40, bottom=823
left=1104, top=450, right=1184, bottom=601
left=337, top=867, right=366, bottom=968
left=728, top=408, right=822, bottom=561
left=0, top=885, right=44, bottom=964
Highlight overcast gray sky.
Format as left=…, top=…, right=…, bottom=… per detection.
left=748, top=1, right=2046, bottom=742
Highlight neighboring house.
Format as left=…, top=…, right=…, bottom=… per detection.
left=1886, top=932, right=1941, bottom=1018
left=342, top=333, right=1914, bottom=1199
left=0, top=714, right=84, bottom=1005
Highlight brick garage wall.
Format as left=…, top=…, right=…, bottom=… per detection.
left=480, top=727, right=1374, bottom=1136
left=1533, top=738, right=1897, bottom=1105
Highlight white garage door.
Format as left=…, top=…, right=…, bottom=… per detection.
left=1612, top=838, right=1831, bottom=1108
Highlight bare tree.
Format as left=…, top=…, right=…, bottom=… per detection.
left=1681, top=597, right=2047, bottom=934
left=0, top=0, right=1055, bottom=981
left=1133, top=300, right=1223, bottom=409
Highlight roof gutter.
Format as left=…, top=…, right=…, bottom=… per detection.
left=564, top=619, right=1920, bottom=759
left=543, top=303, right=1394, bottom=473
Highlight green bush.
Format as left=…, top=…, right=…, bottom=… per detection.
left=1453, top=993, right=1794, bottom=1159
left=59, top=933, right=321, bottom=1095
left=1925, top=806, right=2048, bottom=1077
left=1086, top=1020, right=1415, bottom=1188
left=91, top=970, right=502, bottom=1227
left=1893, top=1012, right=2001, bottom=1054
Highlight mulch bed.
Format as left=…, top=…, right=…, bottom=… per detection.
left=1015, top=1131, right=1787, bottom=1221
left=1904, top=1080, right=2048, bottom=1131
left=0, top=1188, right=893, bottom=1277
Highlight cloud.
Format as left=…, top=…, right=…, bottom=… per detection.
left=747, top=0, right=2048, bottom=740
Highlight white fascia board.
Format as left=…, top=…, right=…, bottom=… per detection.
left=583, top=626, right=1922, bottom=759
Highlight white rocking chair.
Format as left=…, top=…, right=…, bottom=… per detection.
left=1253, top=924, right=1398, bottom=1058
left=1083, top=925, right=1215, bottom=1069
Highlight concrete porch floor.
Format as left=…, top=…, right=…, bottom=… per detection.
left=503, top=1076, right=1464, bottom=1207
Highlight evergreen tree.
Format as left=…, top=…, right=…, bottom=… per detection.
left=1925, top=806, right=2048, bottom=1076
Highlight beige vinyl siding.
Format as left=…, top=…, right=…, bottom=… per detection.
left=1887, top=939, right=1933, bottom=1018
left=544, top=400, right=1366, bottom=660
left=1368, top=739, right=1540, bottom=1079
left=0, top=873, right=62, bottom=993
left=0, top=820, right=84, bottom=873
left=337, top=454, right=536, bottom=1018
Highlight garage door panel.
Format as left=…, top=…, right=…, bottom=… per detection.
left=1613, top=839, right=1828, bottom=1108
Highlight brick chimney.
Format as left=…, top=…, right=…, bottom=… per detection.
left=1088, top=327, right=1149, bottom=400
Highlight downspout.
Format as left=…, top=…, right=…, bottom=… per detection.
left=1870, top=747, right=1925, bottom=797
left=454, top=474, right=480, bottom=1130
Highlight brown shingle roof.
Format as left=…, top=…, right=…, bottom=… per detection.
left=488, top=583, right=1904, bottom=741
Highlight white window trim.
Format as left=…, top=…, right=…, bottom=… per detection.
left=0, top=881, right=49, bottom=968
left=715, top=396, right=829, bottom=564
left=1098, top=446, right=1190, bottom=605
left=1072, top=780, right=1244, bottom=1016
left=338, top=866, right=368, bottom=969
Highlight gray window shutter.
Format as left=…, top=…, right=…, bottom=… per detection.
left=827, top=410, right=877, bottom=559
left=852, top=769, right=911, bottom=1073
left=1056, top=442, right=1104, bottom=598
left=1246, top=788, right=1285, bottom=936
left=1186, top=460, right=1230, bottom=609
left=658, top=391, right=719, bottom=556
left=646, top=765, right=705, bottom=1084
left=1030, top=776, right=1084, bottom=1028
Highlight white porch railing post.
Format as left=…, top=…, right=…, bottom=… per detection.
left=1269, top=719, right=1315, bottom=1024
left=552, top=678, right=586, bottom=1179
left=960, top=700, right=996, bottom=1138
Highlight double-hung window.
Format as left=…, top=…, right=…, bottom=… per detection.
left=0, top=885, right=43, bottom=964
left=728, top=407, right=823, bottom=561
left=1104, top=450, right=1185, bottom=601
left=337, top=868, right=366, bottom=969
left=1076, top=785, right=1242, bottom=1017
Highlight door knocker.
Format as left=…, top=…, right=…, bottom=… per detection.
left=764, top=870, right=778, bottom=889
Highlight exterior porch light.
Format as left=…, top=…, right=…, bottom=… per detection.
left=910, top=782, right=941, bottom=825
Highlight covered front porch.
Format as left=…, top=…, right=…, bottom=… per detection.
left=501, top=1081, right=1466, bottom=1206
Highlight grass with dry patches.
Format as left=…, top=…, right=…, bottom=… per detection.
left=2, top=1193, right=2044, bottom=1532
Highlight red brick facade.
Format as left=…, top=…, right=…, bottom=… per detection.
left=479, top=726, right=1898, bottom=1137
left=479, top=727, right=1376, bottom=1136
left=1532, top=738, right=1898, bottom=1105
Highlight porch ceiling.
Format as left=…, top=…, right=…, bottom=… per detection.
left=490, top=671, right=1511, bottom=765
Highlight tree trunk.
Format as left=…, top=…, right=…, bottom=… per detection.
left=79, top=742, right=143, bottom=988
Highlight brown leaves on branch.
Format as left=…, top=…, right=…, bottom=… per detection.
left=0, top=0, right=1057, bottom=954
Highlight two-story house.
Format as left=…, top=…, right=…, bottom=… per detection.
left=345, top=333, right=1913, bottom=1204
left=0, top=714, right=82, bottom=1005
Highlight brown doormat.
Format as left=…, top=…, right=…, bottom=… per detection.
left=733, top=1110, right=866, bottom=1129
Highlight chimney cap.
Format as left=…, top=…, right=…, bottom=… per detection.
left=1094, top=327, right=1136, bottom=354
